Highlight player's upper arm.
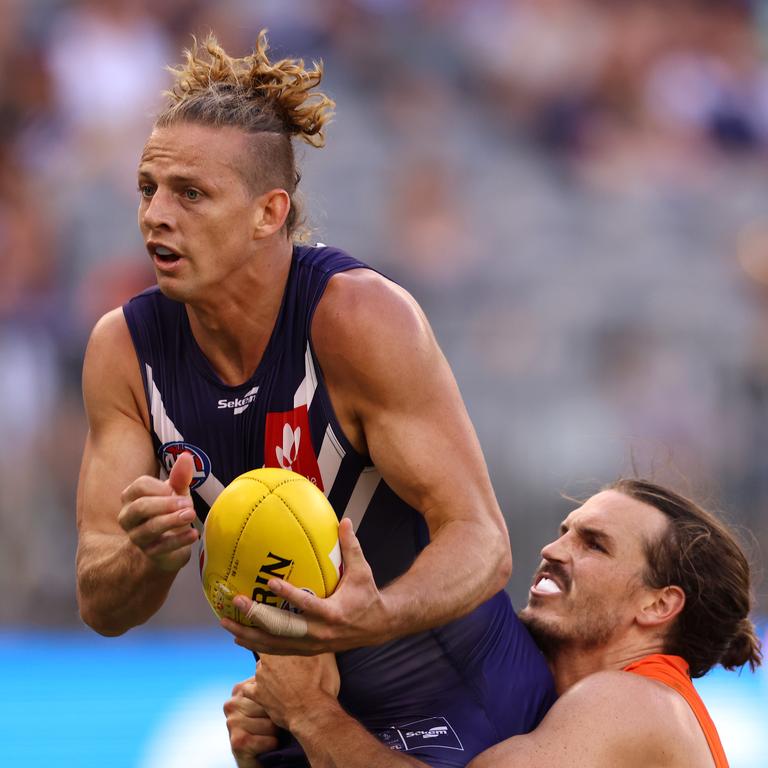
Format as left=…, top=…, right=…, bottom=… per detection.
left=468, top=672, right=684, bottom=768
left=77, top=308, right=157, bottom=536
left=311, top=269, right=508, bottom=543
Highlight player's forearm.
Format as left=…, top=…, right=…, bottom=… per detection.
left=76, top=531, right=176, bottom=635
left=290, top=700, right=424, bottom=768
left=380, top=517, right=511, bottom=637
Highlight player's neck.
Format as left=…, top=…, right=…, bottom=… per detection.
left=550, top=635, right=668, bottom=694
left=186, top=239, right=293, bottom=386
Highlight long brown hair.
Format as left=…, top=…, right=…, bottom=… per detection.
left=609, top=478, right=762, bottom=678
left=155, top=31, right=335, bottom=240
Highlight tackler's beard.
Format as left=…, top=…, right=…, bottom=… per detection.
left=520, top=593, right=623, bottom=659
left=519, top=560, right=622, bottom=658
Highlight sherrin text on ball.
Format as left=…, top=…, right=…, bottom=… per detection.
left=200, top=468, right=342, bottom=626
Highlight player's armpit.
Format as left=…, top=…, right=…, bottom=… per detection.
left=311, top=270, right=511, bottom=639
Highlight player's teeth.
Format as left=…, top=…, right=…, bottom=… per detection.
left=156, top=246, right=173, bottom=256
left=536, top=577, right=561, bottom=594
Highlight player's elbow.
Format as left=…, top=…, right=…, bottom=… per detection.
left=76, top=582, right=133, bottom=637
left=78, top=600, right=131, bottom=637
left=490, top=536, right=513, bottom=593
left=79, top=612, right=129, bottom=637
left=496, top=544, right=513, bottom=587
left=474, top=523, right=512, bottom=597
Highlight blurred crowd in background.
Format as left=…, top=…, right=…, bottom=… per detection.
left=1, top=0, right=767, bottom=627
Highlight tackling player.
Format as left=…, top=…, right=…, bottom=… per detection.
left=228, top=479, right=762, bottom=767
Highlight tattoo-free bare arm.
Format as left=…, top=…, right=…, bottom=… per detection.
left=311, top=270, right=512, bottom=639
left=76, top=309, right=198, bottom=635
left=468, top=672, right=690, bottom=768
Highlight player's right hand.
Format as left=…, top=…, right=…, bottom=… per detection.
left=224, top=676, right=279, bottom=768
left=117, top=452, right=199, bottom=572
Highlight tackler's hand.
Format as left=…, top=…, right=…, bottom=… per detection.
left=220, top=519, right=392, bottom=655
left=252, top=653, right=340, bottom=731
left=224, top=675, right=280, bottom=768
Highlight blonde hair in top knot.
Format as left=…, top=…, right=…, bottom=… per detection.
left=155, top=30, right=335, bottom=239
left=162, top=30, right=334, bottom=146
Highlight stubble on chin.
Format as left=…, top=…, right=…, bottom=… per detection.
left=520, top=597, right=621, bottom=657
left=519, top=606, right=567, bottom=658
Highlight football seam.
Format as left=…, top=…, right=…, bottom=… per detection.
left=223, top=479, right=271, bottom=581
left=273, top=490, right=330, bottom=595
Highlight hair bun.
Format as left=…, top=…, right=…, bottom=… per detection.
left=165, top=30, right=334, bottom=148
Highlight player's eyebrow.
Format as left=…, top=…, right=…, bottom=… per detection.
left=559, top=521, right=615, bottom=551
left=137, top=170, right=205, bottom=186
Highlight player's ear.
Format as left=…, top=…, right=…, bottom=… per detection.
left=252, top=188, right=291, bottom=239
left=636, top=585, right=685, bottom=629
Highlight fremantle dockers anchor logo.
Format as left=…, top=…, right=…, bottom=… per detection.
left=159, top=441, right=211, bottom=490
left=276, top=423, right=301, bottom=469
left=264, top=405, right=324, bottom=490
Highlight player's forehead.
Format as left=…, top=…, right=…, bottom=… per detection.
left=562, top=489, right=668, bottom=549
left=138, top=123, right=248, bottom=179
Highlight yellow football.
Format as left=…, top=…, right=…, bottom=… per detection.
left=200, top=467, right=341, bottom=626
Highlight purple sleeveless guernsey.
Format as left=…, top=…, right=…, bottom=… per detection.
left=123, top=244, right=555, bottom=767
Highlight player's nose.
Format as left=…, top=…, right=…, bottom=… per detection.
left=540, top=534, right=569, bottom=564
left=141, top=188, right=175, bottom=230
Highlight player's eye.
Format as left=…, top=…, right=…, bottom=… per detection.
left=587, top=539, right=606, bottom=553
left=139, top=184, right=155, bottom=198
left=184, top=188, right=201, bottom=201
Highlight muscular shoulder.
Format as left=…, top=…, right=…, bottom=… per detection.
left=312, top=269, right=438, bottom=397
left=310, top=268, right=458, bottom=457
left=87, top=307, right=131, bottom=349
left=567, top=669, right=683, bottom=717
left=472, top=671, right=698, bottom=768
left=553, top=671, right=701, bottom=764
left=313, top=269, right=429, bottom=356
left=83, top=308, right=148, bottom=429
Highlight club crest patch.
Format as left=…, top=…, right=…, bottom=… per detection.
left=159, top=441, right=211, bottom=490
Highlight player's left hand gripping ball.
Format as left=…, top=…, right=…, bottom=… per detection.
left=200, top=468, right=342, bottom=636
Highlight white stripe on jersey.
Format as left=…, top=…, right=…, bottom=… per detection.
left=293, top=343, right=319, bottom=409
left=343, top=468, right=381, bottom=532
left=317, top=424, right=344, bottom=495
left=146, top=363, right=226, bottom=509
left=148, top=363, right=184, bottom=446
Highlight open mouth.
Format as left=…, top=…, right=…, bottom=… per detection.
left=533, top=576, right=562, bottom=595
left=150, top=244, right=182, bottom=266
left=530, top=570, right=567, bottom=597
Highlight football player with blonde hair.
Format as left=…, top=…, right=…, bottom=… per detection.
left=76, top=32, right=555, bottom=767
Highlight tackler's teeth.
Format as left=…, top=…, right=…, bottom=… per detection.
left=155, top=246, right=174, bottom=257
left=536, top=577, right=561, bottom=594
